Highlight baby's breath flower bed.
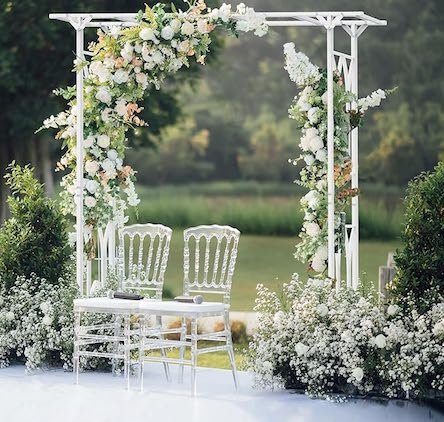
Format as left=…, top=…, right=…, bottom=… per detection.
left=248, top=275, right=444, bottom=400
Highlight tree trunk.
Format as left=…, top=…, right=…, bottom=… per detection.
left=38, top=138, right=54, bottom=197
left=0, top=141, right=14, bottom=224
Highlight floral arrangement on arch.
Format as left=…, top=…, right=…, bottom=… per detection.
left=41, top=1, right=268, bottom=255
left=283, top=42, right=392, bottom=274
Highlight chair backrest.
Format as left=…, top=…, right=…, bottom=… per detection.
left=183, top=225, right=240, bottom=304
left=117, top=223, right=172, bottom=299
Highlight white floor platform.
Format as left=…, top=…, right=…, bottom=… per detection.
left=0, top=364, right=442, bottom=422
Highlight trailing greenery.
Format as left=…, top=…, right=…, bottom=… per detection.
left=390, top=162, right=444, bottom=309
left=0, top=163, right=72, bottom=291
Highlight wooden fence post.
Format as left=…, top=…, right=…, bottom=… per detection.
left=379, top=252, right=396, bottom=304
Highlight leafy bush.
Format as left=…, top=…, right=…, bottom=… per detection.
left=390, top=162, right=444, bottom=308
left=0, top=163, right=72, bottom=291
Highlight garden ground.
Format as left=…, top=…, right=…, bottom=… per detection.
left=1, top=363, right=440, bottom=422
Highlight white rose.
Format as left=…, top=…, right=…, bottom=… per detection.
left=101, top=158, right=116, bottom=171
left=136, top=72, right=148, bottom=87
left=89, top=61, right=111, bottom=83
left=161, top=25, right=175, bottom=40
left=197, top=19, right=209, bottom=34
left=85, top=179, right=99, bottom=194
left=101, top=108, right=112, bottom=122
left=97, top=134, right=110, bottom=148
left=218, top=3, right=232, bottom=22
left=107, top=149, right=119, bottom=161
left=181, top=21, right=195, bottom=36
left=307, top=107, right=320, bottom=124
left=95, top=87, right=112, bottom=105
left=5, top=311, right=15, bottom=321
left=316, top=303, right=328, bottom=317
left=321, top=91, right=328, bottom=104
left=315, top=149, right=327, bottom=162
left=314, top=245, right=328, bottom=261
left=308, top=135, right=323, bottom=153
left=170, top=19, right=181, bottom=33
left=83, top=135, right=95, bottom=149
left=303, top=154, right=314, bottom=166
left=121, top=42, right=134, bottom=62
left=177, top=40, right=191, bottom=53
left=139, top=27, right=158, bottom=43
left=151, top=50, right=164, bottom=64
left=295, top=342, right=309, bottom=357
left=374, top=334, right=387, bottom=349
left=42, top=315, right=53, bottom=326
left=387, top=304, right=399, bottom=316
left=115, top=99, right=127, bottom=117
left=351, top=367, right=364, bottom=382
left=113, top=69, right=129, bottom=84
left=311, top=257, right=326, bottom=273
left=305, top=222, right=320, bottom=237
left=316, top=179, right=327, bottom=191
left=303, top=190, right=320, bottom=210
left=85, top=160, right=100, bottom=176
left=84, top=196, right=97, bottom=208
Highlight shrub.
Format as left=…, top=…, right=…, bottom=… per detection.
left=0, top=163, right=72, bottom=291
left=390, top=162, right=444, bottom=309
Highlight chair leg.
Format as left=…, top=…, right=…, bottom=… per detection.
left=191, top=317, right=198, bottom=396
left=224, top=311, right=238, bottom=390
left=140, top=360, right=145, bottom=392
left=157, top=315, right=171, bottom=382
left=112, top=315, right=121, bottom=376
left=138, top=314, right=144, bottom=385
left=124, top=314, right=131, bottom=390
left=178, top=317, right=187, bottom=384
left=73, top=311, right=81, bottom=385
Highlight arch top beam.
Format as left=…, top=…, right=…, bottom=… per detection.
left=49, top=11, right=386, bottom=29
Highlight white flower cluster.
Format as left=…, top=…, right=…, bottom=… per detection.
left=232, top=3, right=268, bottom=36
left=357, top=89, right=387, bottom=113
left=283, top=43, right=321, bottom=87
left=0, top=273, right=77, bottom=371
left=248, top=275, right=444, bottom=398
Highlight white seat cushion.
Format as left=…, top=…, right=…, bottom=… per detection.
left=138, top=300, right=228, bottom=316
left=73, top=297, right=146, bottom=313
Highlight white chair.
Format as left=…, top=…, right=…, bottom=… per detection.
left=73, top=223, right=172, bottom=387
left=138, top=225, right=240, bottom=395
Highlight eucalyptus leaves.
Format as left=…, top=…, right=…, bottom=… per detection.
left=42, top=2, right=267, bottom=254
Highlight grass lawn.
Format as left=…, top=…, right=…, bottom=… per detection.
left=149, top=342, right=247, bottom=371
left=163, top=233, right=401, bottom=311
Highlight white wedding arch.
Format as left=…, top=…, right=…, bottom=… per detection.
left=49, top=8, right=386, bottom=295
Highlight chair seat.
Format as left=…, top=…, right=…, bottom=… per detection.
left=139, top=300, right=229, bottom=317
left=74, top=297, right=146, bottom=313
